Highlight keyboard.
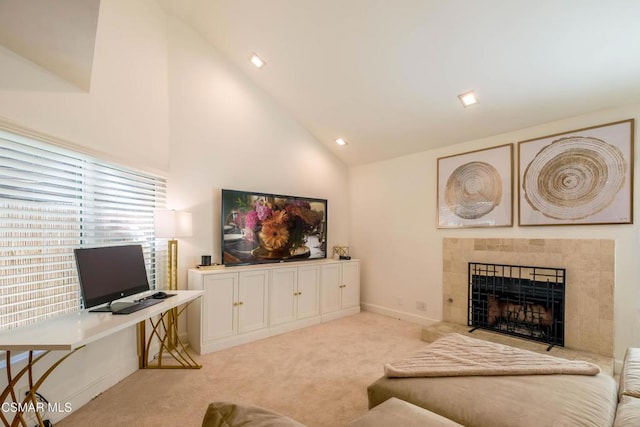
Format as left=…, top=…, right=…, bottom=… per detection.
left=112, top=298, right=163, bottom=315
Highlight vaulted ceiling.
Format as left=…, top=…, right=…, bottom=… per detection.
left=168, top=0, right=640, bottom=165
left=3, top=1, right=640, bottom=166
left=0, top=0, right=99, bottom=91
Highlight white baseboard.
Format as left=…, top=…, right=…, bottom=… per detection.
left=270, top=316, right=322, bottom=337
left=199, top=329, right=272, bottom=354
left=361, top=302, right=438, bottom=326
left=197, top=308, right=363, bottom=354
left=53, top=354, right=138, bottom=424
left=321, top=306, right=360, bottom=323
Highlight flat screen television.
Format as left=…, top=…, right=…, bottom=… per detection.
left=222, top=189, right=327, bottom=266
left=74, top=244, right=151, bottom=312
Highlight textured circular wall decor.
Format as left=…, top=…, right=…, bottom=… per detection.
left=445, top=161, right=502, bottom=219
left=523, top=136, right=626, bottom=220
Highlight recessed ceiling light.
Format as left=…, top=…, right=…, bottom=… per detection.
left=458, top=91, right=478, bottom=107
left=336, top=138, right=348, bottom=146
left=250, top=53, right=266, bottom=69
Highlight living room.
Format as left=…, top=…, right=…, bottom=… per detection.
left=1, top=1, right=640, bottom=426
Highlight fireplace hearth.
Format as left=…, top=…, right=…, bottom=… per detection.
left=468, top=262, right=566, bottom=350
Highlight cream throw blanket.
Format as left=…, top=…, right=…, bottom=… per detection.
left=384, top=333, right=600, bottom=378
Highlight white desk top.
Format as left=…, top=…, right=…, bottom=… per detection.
left=0, top=290, right=203, bottom=352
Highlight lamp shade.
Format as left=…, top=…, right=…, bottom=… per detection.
left=154, top=210, right=193, bottom=238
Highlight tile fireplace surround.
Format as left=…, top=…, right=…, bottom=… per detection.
left=442, top=238, right=614, bottom=357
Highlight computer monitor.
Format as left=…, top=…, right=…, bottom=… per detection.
left=74, top=244, right=150, bottom=312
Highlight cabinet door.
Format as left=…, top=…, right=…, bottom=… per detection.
left=320, top=263, right=341, bottom=313
left=203, top=273, right=237, bottom=341
left=270, top=267, right=297, bottom=326
left=238, top=270, right=269, bottom=334
left=341, top=261, right=360, bottom=309
left=297, top=265, right=320, bottom=319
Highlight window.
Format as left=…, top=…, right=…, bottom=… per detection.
left=0, top=128, right=166, bottom=331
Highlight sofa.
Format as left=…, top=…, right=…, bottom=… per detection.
left=366, top=346, right=640, bottom=427
left=200, top=346, right=640, bottom=426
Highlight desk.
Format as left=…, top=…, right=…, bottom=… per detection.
left=0, top=290, right=203, bottom=427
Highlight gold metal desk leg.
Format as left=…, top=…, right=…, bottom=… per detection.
left=137, top=321, right=147, bottom=369
left=138, top=302, right=201, bottom=370
left=1, top=348, right=81, bottom=427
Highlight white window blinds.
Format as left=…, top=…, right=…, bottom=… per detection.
left=0, top=129, right=167, bottom=331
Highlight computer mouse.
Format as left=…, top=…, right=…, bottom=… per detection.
left=152, top=291, right=168, bottom=299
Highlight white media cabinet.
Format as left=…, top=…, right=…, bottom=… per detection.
left=187, top=259, right=360, bottom=354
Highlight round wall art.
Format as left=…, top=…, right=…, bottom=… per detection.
left=518, top=119, right=633, bottom=226
left=437, top=143, right=513, bottom=228
left=445, top=161, right=502, bottom=219
left=523, top=137, right=625, bottom=220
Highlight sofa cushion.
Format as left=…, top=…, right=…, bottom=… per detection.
left=614, top=395, right=640, bottom=427
left=618, top=348, right=640, bottom=399
left=202, top=401, right=305, bottom=427
left=368, top=372, right=618, bottom=427
left=348, top=397, right=462, bottom=427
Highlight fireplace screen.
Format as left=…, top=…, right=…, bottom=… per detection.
left=468, top=262, right=566, bottom=350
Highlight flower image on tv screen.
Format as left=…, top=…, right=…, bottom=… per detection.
left=221, top=189, right=327, bottom=265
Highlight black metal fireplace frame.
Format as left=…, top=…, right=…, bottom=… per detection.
left=468, top=262, right=566, bottom=350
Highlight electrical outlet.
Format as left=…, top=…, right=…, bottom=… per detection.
left=396, top=297, right=403, bottom=307
left=416, top=301, right=427, bottom=311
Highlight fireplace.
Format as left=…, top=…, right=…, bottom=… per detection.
left=468, top=262, right=566, bottom=350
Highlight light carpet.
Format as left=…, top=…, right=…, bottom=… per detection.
left=56, top=312, right=426, bottom=427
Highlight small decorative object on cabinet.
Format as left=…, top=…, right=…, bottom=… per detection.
left=187, top=259, right=360, bottom=354
left=332, top=245, right=350, bottom=260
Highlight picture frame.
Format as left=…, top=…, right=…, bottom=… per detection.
left=518, top=119, right=634, bottom=226
left=437, top=143, right=513, bottom=228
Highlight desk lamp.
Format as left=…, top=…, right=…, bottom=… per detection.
left=154, top=210, right=192, bottom=349
left=154, top=210, right=193, bottom=291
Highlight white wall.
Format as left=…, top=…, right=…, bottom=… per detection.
left=0, top=1, right=349, bottom=423
left=165, top=18, right=349, bottom=279
left=350, top=104, right=640, bottom=361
